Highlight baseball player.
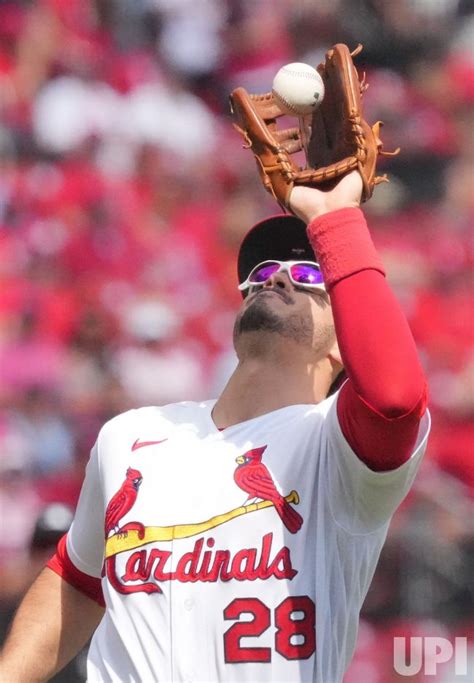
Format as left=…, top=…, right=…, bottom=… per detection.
left=0, top=172, right=430, bottom=683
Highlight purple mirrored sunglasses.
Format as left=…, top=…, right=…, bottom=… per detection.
left=238, top=260, right=325, bottom=292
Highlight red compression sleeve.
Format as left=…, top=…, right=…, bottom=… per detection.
left=47, top=534, right=105, bottom=607
left=307, top=208, right=428, bottom=471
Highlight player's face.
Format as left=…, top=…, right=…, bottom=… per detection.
left=234, top=265, right=336, bottom=354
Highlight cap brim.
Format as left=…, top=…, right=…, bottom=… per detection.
left=238, top=214, right=315, bottom=295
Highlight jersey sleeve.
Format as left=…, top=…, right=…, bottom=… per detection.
left=47, top=534, right=105, bottom=607
left=321, top=396, right=430, bottom=534
left=65, top=441, right=106, bottom=576
left=46, top=441, right=106, bottom=603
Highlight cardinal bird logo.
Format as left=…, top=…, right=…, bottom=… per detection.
left=234, top=446, right=303, bottom=534
left=104, top=467, right=143, bottom=538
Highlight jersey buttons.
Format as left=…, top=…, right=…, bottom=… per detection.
left=184, top=597, right=194, bottom=611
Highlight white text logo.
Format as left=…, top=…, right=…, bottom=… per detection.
left=393, top=636, right=468, bottom=676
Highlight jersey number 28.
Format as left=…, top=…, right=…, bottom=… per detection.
left=223, top=596, right=315, bottom=663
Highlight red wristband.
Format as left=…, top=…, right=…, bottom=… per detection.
left=306, top=207, right=385, bottom=289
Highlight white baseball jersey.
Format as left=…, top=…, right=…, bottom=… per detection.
left=66, top=394, right=430, bottom=683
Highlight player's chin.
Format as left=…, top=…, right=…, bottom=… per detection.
left=234, top=298, right=285, bottom=337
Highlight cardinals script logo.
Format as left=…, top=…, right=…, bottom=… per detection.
left=104, top=447, right=303, bottom=595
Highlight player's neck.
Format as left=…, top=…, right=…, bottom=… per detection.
left=212, top=355, right=331, bottom=429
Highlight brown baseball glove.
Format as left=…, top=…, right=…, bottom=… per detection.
left=229, top=43, right=399, bottom=209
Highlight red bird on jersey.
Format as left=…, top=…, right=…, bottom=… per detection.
left=105, top=467, right=143, bottom=538
left=234, top=446, right=303, bottom=534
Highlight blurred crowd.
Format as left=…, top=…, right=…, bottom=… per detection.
left=0, top=1, right=472, bottom=681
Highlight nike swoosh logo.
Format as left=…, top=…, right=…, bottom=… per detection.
left=131, top=438, right=168, bottom=452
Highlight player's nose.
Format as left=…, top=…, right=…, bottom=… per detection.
left=262, top=271, right=292, bottom=290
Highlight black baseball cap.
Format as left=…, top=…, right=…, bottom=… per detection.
left=237, top=214, right=316, bottom=296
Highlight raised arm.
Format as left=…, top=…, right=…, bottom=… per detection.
left=290, top=174, right=428, bottom=471
left=0, top=567, right=104, bottom=683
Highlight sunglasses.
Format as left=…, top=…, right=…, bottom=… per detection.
left=238, top=260, right=325, bottom=293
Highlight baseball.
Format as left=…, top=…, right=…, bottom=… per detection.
left=272, top=63, right=325, bottom=116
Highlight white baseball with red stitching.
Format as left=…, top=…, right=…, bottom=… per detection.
left=272, top=62, right=325, bottom=116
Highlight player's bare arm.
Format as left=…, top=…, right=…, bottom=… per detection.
left=0, top=568, right=104, bottom=683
